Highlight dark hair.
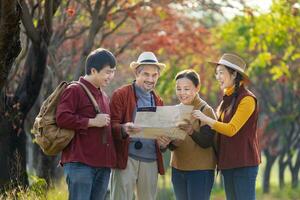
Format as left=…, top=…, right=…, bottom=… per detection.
left=220, top=66, right=243, bottom=114
left=175, top=69, right=200, bottom=87
left=85, top=48, right=116, bottom=75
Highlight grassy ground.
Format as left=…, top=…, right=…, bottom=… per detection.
left=47, top=181, right=300, bottom=200
left=1, top=158, right=300, bottom=200
left=154, top=144, right=300, bottom=200
left=156, top=160, right=300, bottom=200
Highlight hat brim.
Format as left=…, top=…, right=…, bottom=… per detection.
left=208, top=61, right=251, bottom=84
left=130, top=62, right=166, bottom=71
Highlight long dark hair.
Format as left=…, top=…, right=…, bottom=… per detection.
left=220, top=66, right=243, bottom=115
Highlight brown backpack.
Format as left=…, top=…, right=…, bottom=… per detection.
left=32, top=81, right=100, bottom=156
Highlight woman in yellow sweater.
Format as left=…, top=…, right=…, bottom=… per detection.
left=169, top=69, right=217, bottom=200
left=193, top=53, right=261, bottom=200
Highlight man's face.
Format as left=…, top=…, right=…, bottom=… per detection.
left=135, top=65, right=160, bottom=92
left=91, top=65, right=116, bottom=88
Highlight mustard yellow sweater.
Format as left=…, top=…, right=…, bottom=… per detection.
left=212, top=86, right=255, bottom=137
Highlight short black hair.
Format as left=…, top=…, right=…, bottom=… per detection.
left=175, top=69, right=200, bottom=87
left=85, top=48, right=116, bottom=75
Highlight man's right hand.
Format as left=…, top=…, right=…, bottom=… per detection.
left=88, top=114, right=110, bottom=127
left=122, top=122, right=142, bottom=135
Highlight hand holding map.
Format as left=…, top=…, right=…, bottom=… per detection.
left=132, top=104, right=194, bottom=140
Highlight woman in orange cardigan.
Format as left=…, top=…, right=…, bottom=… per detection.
left=193, top=53, right=261, bottom=200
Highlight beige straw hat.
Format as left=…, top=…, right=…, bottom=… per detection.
left=209, top=53, right=250, bottom=83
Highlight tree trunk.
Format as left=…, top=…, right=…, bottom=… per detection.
left=0, top=0, right=21, bottom=90
left=0, top=120, right=28, bottom=191
left=0, top=0, right=22, bottom=190
left=290, top=150, right=300, bottom=188
left=291, top=168, right=299, bottom=188
left=278, top=163, right=286, bottom=189
left=0, top=0, right=61, bottom=188
left=278, top=152, right=288, bottom=189
left=0, top=42, right=48, bottom=189
left=263, top=150, right=277, bottom=193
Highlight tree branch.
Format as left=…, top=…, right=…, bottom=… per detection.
left=63, top=27, right=89, bottom=41
left=44, top=0, right=54, bottom=38
left=20, top=1, right=40, bottom=43
left=100, top=14, right=129, bottom=43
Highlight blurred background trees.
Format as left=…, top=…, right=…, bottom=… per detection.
left=214, top=0, right=300, bottom=193
left=0, top=0, right=299, bottom=199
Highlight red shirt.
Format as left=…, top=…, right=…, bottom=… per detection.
left=56, top=77, right=116, bottom=168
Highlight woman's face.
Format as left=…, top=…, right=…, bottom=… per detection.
left=215, top=65, right=236, bottom=90
left=176, top=77, right=199, bottom=105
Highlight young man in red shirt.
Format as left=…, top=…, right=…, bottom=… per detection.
left=56, top=48, right=117, bottom=200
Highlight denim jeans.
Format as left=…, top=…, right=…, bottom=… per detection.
left=222, top=166, right=258, bottom=200
left=171, top=167, right=214, bottom=200
left=64, top=162, right=111, bottom=200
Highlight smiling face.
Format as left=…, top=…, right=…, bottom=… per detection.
left=91, top=65, right=116, bottom=88
left=215, top=65, right=237, bottom=90
left=176, top=77, right=199, bottom=105
left=135, top=65, right=160, bottom=92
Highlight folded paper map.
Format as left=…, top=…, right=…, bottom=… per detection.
left=132, top=105, right=194, bottom=140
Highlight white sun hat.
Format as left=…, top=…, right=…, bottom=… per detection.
left=130, top=52, right=166, bottom=71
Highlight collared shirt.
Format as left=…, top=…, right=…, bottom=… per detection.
left=128, top=83, right=157, bottom=162
left=56, top=77, right=116, bottom=168
left=110, top=84, right=165, bottom=174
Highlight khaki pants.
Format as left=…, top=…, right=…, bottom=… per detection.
left=110, top=157, right=158, bottom=200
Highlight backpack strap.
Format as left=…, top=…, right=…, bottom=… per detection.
left=73, top=81, right=109, bottom=143
left=200, top=104, right=206, bottom=112
left=75, top=81, right=101, bottom=114
left=197, top=104, right=206, bottom=126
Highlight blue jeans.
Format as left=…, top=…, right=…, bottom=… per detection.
left=64, top=162, right=111, bottom=200
left=171, top=167, right=214, bottom=200
left=222, top=166, right=258, bottom=200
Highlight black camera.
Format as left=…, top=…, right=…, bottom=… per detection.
left=134, top=141, right=143, bottom=150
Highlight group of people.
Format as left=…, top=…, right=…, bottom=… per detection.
left=56, top=48, right=261, bottom=200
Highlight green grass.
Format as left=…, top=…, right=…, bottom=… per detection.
left=1, top=158, right=300, bottom=200
left=157, top=165, right=300, bottom=200
left=46, top=180, right=68, bottom=200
